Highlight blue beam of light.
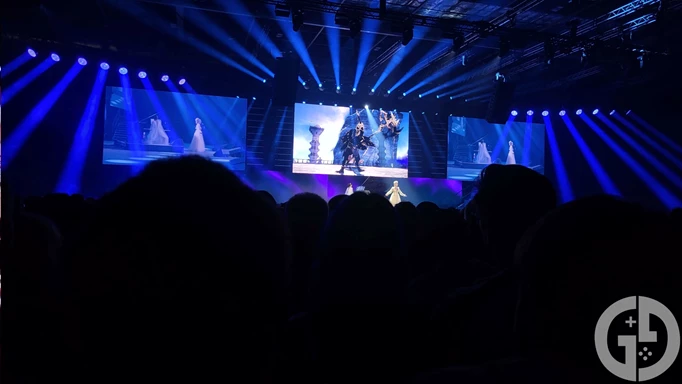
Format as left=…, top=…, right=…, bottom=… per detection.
left=108, top=0, right=263, bottom=81
left=389, top=41, right=451, bottom=94
left=543, top=115, right=573, bottom=203
left=3, top=58, right=56, bottom=104
left=597, top=113, right=682, bottom=191
left=373, top=29, right=425, bottom=91
left=581, top=114, right=681, bottom=209
left=561, top=115, right=621, bottom=196
left=120, top=73, right=145, bottom=175
left=366, top=108, right=380, bottom=134
left=490, top=115, right=516, bottom=161
left=354, top=19, right=381, bottom=89
left=438, top=76, right=491, bottom=99
left=410, top=113, right=434, bottom=166
left=613, top=113, right=682, bottom=170
left=298, top=76, right=306, bottom=85
left=186, top=10, right=274, bottom=78
left=403, top=63, right=455, bottom=96
left=141, top=77, right=182, bottom=143
left=219, top=0, right=282, bottom=58
left=1, top=52, right=33, bottom=79
left=522, top=114, right=533, bottom=166
left=422, top=114, right=445, bottom=159
left=267, top=107, right=288, bottom=166
left=273, top=13, right=320, bottom=85
left=166, top=81, right=194, bottom=132
left=249, top=99, right=273, bottom=166
left=628, top=112, right=682, bottom=155
left=55, top=69, right=108, bottom=194
left=324, top=12, right=341, bottom=87
left=3, top=63, right=83, bottom=167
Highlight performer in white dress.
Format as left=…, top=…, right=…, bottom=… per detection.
left=146, top=117, right=170, bottom=145
left=476, top=141, right=492, bottom=164
left=189, top=117, right=206, bottom=153
left=506, top=140, right=516, bottom=165
left=345, top=183, right=354, bottom=196
left=385, top=180, right=407, bottom=206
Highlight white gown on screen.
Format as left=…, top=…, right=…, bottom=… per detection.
left=147, top=119, right=170, bottom=145
left=385, top=185, right=406, bottom=206
left=506, top=141, right=516, bottom=165
left=477, top=142, right=492, bottom=164
left=189, top=123, right=206, bottom=152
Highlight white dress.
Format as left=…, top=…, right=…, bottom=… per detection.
left=146, top=119, right=170, bottom=145
left=345, top=186, right=353, bottom=196
left=385, top=186, right=406, bottom=206
left=189, top=123, right=206, bottom=152
left=477, top=142, right=492, bottom=164
left=506, top=142, right=516, bottom=164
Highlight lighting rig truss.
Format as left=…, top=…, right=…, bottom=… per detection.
left=606, top=0, right=660, bottom=21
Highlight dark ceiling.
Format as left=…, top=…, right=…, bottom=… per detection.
left=3, top=0, right=681, bottom=109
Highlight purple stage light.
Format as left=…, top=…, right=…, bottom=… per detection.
left=51, top=53, right=60, bottom=62
left=178, top=78, right=186, bottom=85
left=119, top=67, right=128, bottom=75
left=592, top=109, right=599, bottom=115
left=77, top=58, right=87, bottom=66
left=559, top=110, right=566, bottom=116
left=511, top=110, right=518, bottom=116
left=542, top=110, right=549, bottom=116
left=100, top=62, right=110, bottom=70
left=576, top=109, right=583, bottom=115
left=161, top=75, right=169, bottom=82
left=28, top=48, right=37, bottom=57
left=527, top=110, right=534, bottom=116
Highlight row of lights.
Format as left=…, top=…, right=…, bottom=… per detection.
left=511, top=109, right=630, bottom=117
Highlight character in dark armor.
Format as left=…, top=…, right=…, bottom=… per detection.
left=336, top=121, right=375, bottom=174
left=379, top=110, right=404, bottom=167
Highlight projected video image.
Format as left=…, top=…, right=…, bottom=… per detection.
left=102, top=87, right=246, bottom=170
left=292, top=104, right=409, bottom=178
left=447, top=116, right=545, bottom=181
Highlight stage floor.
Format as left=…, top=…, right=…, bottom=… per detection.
left=103, top=148, right=244, bottom=169
left=293, top=163, right=408, bottom=178
left=447, top=167, right=484, bottom=181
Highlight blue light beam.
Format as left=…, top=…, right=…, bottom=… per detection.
left=543, top=115, right=573, bottom=203
left=273, top=11, right=320, bottom=85
left=1, top=52, right=33, bottom=79
left=324, top=12, right=341, bottom=87
left=354, top=19, right=381, bottom=89
left=219, top=0, right=282, bottom=58
left=3, top=58, right=56, bottom=104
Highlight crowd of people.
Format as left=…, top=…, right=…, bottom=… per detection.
left=3, top=155, right=681, bottom=383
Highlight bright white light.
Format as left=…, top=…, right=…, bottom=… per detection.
left=364, top=105, right=369, bottom=109
left=161, top=75, right=169, bottom=82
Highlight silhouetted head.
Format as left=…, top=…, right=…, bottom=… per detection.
left=328, top=194, right=347, bottom=213
left=286, top=192, right=328, bottom=237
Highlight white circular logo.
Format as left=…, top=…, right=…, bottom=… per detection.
left=595, top=296, right=680, bottom=381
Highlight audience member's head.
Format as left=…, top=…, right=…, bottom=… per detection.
left=256, top=189, right=277, bottom=207
left=285, top=192, right=329, bottom=237
left=327, top=194, right=348, bottom=213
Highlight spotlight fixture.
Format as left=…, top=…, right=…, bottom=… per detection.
left=302, top=101, right=306, bottom=104
left=418, top=94, right=422, bottom=98
left=559, top=110, right=566, bottom=116
left=576, top=109, right=583, bottom=115
left=119, top=67, right=128, bottom=75
left=609, top=110, right=616, bottom=115
left=626, top=110, right=631, bottom=115
left=303, top=82, right=310, bottom=90
left=349, top=105, right=353, bottom=108
left=319, top=102, right=322, bottom=105
left=252, top=97, right=256, bottom=100
left=387, top=90, right=391, bottom=94
left=262, top=79, right=267, bottom=83
left=402, top=23, right=414, bottom=46
left=334, top=103, right=337, bottom=106
left=179, top=78, right=186, bottom=85
left=138, top=71, right=147, bottom=79
left=421, top=111, right=425, bottom=114
left=27, top=48, right=37, bottom=57
left=336, top=85, right=340, bottom=90
left=592, top=109, right=599, bottom=115
left=77, top=58, right=87, bottom=66
left=511, top=110, right=518, bottom=116
left=292, top=8, right=304, bottom=32
left=542, top=110, right=549, bottom=116
left=369, top=88, right=375, bottom=96
left=402, top=92, right=406, bottom=97
left=100, top=62, right=110, bottom=70
left=436, top=95, right=440, bottom=99
left=527, top=110, right=534, bottom=116
left=161, top=75, right=169, bottom=82
left=51, top=53, right=61, bottom=62
left=351, top=87, right=357, bottom=95
left=364, top=104, right=369, bottom=109
left=450, top=96, right=454, bottom=100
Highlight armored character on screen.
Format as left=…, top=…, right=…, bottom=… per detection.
left=336, top=120, right=375, bottom=174
left=379, top=110, right=404, bottom=167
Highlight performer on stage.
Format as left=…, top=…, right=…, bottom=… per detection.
left=506, top=140, right=516, bottom=165
left=379, top=110, right=404, bottom=167
left=345, top=183, right=354, bottom=195
left=189, top=117, right=206, bottom=152
left=146, top=116, right=170, bottom=145
left=336, top=121, right=375, bottom=174
left=385, top=180, right=407, bottom=206
left=476, top=141, right=492, bottom=164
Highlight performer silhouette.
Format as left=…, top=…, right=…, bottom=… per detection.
left=336, top=121, right=375, bottom=174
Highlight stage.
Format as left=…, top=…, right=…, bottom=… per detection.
left=447, top=167, right=484, bottom=181
left=293, top=163, right=408, bottom=178
left=103, top=147, right=243, bottom=168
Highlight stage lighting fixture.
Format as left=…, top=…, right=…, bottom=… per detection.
left=418, top=94, right=422, bottom=98
left=336, top=85, right=340, bottom=90
left=262, top=79, right=267, bottom=83
left=626, top=110, right=631, bottom=115
left=138, top=71, right=147, bottom=79
left=334, top=103, right=337, bottom=106
left=387, top=90, right=391, bottom=94
left=28, top=48, right=37, bottom=57
left=302, top=101, right=306, bottom=104
left=542, top=110, right=549, bottom=116
left=402, top=23, right=414, bottom=46
left=161, top=75, right=169, bottom=82
left=51, top=53, right=61, bottom=62
left=119, top=67, right=128, bottom=75
left=292, top=8, right=304, bottom=32
left=252, top=97, right=256, bottom=100
left=77, top=58, right=87, bottom=66
left=352, top=87, right=357, bottom=95
left=527, top=110, right=534, bottom=116
left=436, top=95, right=440, bottom=99
left=559, top=110, right=566, bottom=116
left=319, top=102, right=322, bottom=105
left=179, top=78, right=186, bottom=85
left=422, top=111, right=425, bottom=114
left=609, top=110, right=616, bottom=115
left=349, top=18, right=361, bottom=39
left=511, top=110, right=518, bottom=116
left=576, top=109, right=583, bottom=115
left=403, top=92, right=407, bottom=97
left=450, top=113, right=453, bottom=116
left=100, top=62, right=110, bottom=70
left=592, top=109, right=599, bottom=115
left=450, top=96, right=454, bottom=100
left=364, top=104, right=369, bottom=109
left=369, top=88, right=375, bottom=95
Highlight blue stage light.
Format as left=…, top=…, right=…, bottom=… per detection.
left=334, top=103, right=337, bottom=106
left=349, top=105, right=353, bottom=108
left=178, top=78, right=186, bottom=85
left=353, top=87, right=357, bottom=92
left=336, top=85, right=340, bottom=90
left=450, top=96, right=454, bottom=100
left=576, top=109, right=583, bottom=115
left=51, top=53, right=60, bottom=62
left=422, top=111, right=425, bottom=114
left=252, top=97, right=256, bottom=100
left=100, top=62, right=110, bottom=70
left=161, top=75, right=169, bottom=82
left=262, top=78, right=267, bottom=83
left=371, top=88, right=375, bottom=93
left=119, top=67, right=128, bottom=75
left=403, top=92, right=407, bottom=97
left=527, top=110, right=534, bottom=116
left=592, top=109, right=599, bottom=115
left=319, top=102, right=322, bottom=105
left=559, top=110, right=566, bottom=116
left=28, top=48, right=37, bottom=57
left=626, top=110, right=631, bottom=115
left=364, top=104, right=369, bottom=109
left=138, top=71, right=147, bottom=79
left=436, top=95, right=440, bottom=99
left=511, top=110, right=518, bottom=116
left=77, top=58, right=87, bottom=66
left=418, top=94, right=422, bottom=98
left=318, top=83, right=323, bottom=88
left=302, top=81, right=306, bottom=86
left=609, top=110, right=616, bottom=115
left=302, top=101, right=306, bottom=104
left=387, top=90, right=391, bottom=94
left=542, top=110, right=549, bottom=116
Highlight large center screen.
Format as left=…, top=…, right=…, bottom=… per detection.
left=102, top=87, right=246, bottom=170
left=447, top=116, right=545, bottom=181
left=292, top=103, right=409, bottom=178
